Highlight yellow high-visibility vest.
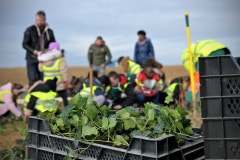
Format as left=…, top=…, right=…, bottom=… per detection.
left=24, top=91, right=58, bottom=113
left=0, top=90, right=12, bottom=104
left=182, top=39, right=226, bottom=72
left=164, top=83, right=181, bottom=97
left=128, top=60, right=141, bottom=75
left=79, top=83, right=100, bottom=96
left=42, top=57, right=62, bottom=81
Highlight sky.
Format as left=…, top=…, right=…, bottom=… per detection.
left=0, top=0, right=240, bottom=68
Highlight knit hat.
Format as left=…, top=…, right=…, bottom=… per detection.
left=48, top=42, right=60, bottom=51
left=45, top=77, right=57, bottom=91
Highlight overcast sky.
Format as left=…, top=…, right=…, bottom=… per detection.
left=0, top=0, right=239, bottom=68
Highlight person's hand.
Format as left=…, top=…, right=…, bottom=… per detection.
left=24, top=109, right=33, bottom=123
left=23, top=115, right=29, bottom=123
left=33, top=50, right=42, bottom=56
left=100, top=63, right=105, bottom=67
left=113, top=105, right=122, bottom=110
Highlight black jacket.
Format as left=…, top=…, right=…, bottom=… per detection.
left=22, top=25, right=55, bottom=62
left=109, top=83, right=135, bottom=107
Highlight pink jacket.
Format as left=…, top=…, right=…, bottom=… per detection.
left=0, top=83, right=22, bottom=117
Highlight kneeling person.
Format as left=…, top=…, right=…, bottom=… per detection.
left=24, top=78, right=58, bottom=122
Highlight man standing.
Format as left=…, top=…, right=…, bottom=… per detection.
left=134, top=30, right=155, bottom=66
left=88, top=36, right=112, bottom=76
left=22, top=10, right=56, bottom=86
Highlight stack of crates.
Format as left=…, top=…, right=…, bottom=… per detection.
left=27, top=116, right=204, bottom=160
left=199, top=55, right=240, bottom=159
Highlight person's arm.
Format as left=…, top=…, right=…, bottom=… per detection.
left=26, top=96, right=38, bottom=110
left=48, top=29, right=56, bottom=42
left=22, top=27, right=34, bottom=53
left=134, top=43, right=138, bottom=62
left=38, top=63, right=43, bottom=72
left=87, top=45, right=93, bottom=67
left=2, top=94, right=22, bottom=117
left=60, top=58, right=68, bottom=82
left=148, top=40, right=155, bottom=58
left=104, top=46, right=112, bottom=65
left=120, top=85, right=135, bottom=107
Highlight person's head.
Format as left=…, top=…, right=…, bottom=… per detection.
left=45, top=77, right=57, bottom=91
left=95, top=36, right=104, bottom=46
left=117, top=56, right=124, bottom=65
left=142, top=63, right=154, bottom=79
left=12, top=83, right=25, bottom=96
left=182, top=75, right=190, bottom=90
left=137, top=30, right=146, bottom=41
left=99, top=75, right=110, bottom=89
left=48, top=42, right=60, bottom=51
left=35, top=10, right=46, bottom=28
left=108, top=71, right=120, bottom=87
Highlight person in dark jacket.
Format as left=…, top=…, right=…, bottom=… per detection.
left=88, top=36, right=112, bottom=77
left=134, top=30, right=155, bottom=66
left=108, top=71, right=135, bottom=110
left=22, top=10, right=56, bottom=86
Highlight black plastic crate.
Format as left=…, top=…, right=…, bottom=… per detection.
left=201, top=97, right=240, bottom=118
left=28, top=116, right=204, bottom=160
left=203, top=118, right=240, bottom=139
left=199, top=55, right=240, bottom=159
left=204, top=139, right=240, bottom=159
left=199, top=55, right=240, bottom=77
left=199, top=55, right=240, bottom=97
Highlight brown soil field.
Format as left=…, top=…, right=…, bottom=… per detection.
left=0, top=65, right=188, bottom=86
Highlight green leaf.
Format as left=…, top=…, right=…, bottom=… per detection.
left=130, top=130, right=142, bottom=137
left=56, top=118, right=64, bottom=130
left=176, top=121, right=183, bottom=131
left=164, top=95, right=174, bottom=104
left=117, top=109, right=130, bottom=118
left=160, top=107, right=170, bottom=117
left=123, top=117, right=136, bottom=130
left=184, top=126, right=193, bottom=135
left=148, top=109, right=155, bottom=121
left=82, top=116, right=88, bottom=125
left=72, top=115, right=79, bottom=127
left=109, top=118, right=117, bottom=128
left=171, top=110, right=182, bottom=121
left=175, top=107, right=188, bottom=117
left=154, top=124, right=164, bottom=134
left=81, top=125, right=98, bottom=138
left=113, top=135, right=129, bottom=146
left=102, top=117, right=108, bottom=130
left=85, top=105, right=99, bottom=120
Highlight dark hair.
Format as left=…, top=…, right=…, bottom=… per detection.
left=117, top=56, right=124, bottom=64
left=144, top=58, right=163, bottom=69
left=137, top=30, right=146, bottom=36
left=36, top=10, right=46, bottom=19
left=108, top=71, right=119, bottom=79
left=99, top=75, right=110, bottom=86
left=182, top=75, right=190, bottom=83
left=142, top=62, right=153, bottom=69
left=96, top=36, right=103, bottom=40
left=12, top=83, right=24, bottom=90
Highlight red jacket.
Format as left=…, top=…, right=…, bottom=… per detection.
left=136, top=71, right=161, bottom=97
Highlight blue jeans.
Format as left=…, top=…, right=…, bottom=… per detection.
left=27, top=61, right=43, bottom=86
left=136, top=92, right=159, bottom=106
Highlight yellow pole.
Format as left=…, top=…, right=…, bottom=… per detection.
left=184, top=12, right=196, bottom=112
